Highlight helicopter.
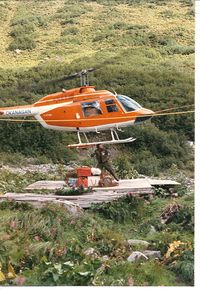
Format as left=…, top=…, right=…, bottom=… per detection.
left=0, top=68, right=154, bottom=148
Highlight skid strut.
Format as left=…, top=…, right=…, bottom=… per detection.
left=67, top=129, right=136, bottom=149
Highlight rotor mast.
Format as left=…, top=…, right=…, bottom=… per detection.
left=79, top=69, right=90, bottom=86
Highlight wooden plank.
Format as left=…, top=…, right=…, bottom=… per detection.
left=25, top=178, right=178, bottom=193
left=94, top=179, right=152, bottom=191
left=1, top=190, right=154, bottom=209
left=4, top=188, right=153, bottom=202
left=26, top=181, right=66, bottom=190
left=147, top=179, right=180, bottom=186
left=25, top=178, right=152, bottom=191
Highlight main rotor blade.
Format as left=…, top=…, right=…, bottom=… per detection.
left=46, top=68, right=96, bottom=84
left=18, top=67, right=98, bottom=92
left=46, top=72, right=79, bottom=83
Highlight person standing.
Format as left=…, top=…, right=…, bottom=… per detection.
left=91, top=144, right=119, bottom=181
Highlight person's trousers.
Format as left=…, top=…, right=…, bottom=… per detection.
left=98, top=162, right=119, bottom=181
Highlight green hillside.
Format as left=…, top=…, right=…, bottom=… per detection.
left=0, top=0, right=194, bottom=70
left=0, top=0, right=194, bottom=175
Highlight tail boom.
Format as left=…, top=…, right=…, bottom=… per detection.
left=0, top=105, right=37, bottom=117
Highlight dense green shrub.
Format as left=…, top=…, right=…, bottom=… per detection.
left=9, top=15, right=46, bottom=51
left=11, top=15, right=47, bottom=28
left=10, top=23, right=36, bottom=37
left=61, top=27, right=79, bottom=36
left=9, top=35, right=36, bottom=51
left=0, top=122, right=76, bottom=163
left=114, top=156, right=139, bottom=179
left=170, top=250, right=194, bottom=285
left=120, top=123, right=190, bottom=175
left=171, top=205, right=194, bottom=231
left=91, top=195, right=144, bottom=223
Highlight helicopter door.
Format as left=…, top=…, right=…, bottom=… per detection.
left=82, top=101, right=102, bottom=117
left=105, top=99, right=119, bottom=112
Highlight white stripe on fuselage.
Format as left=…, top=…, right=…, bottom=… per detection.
left=3, top=101, right=73, bottom=118
left=4, top=107, right=36, bottom=117
left=36, top=119, right=136, bottom=132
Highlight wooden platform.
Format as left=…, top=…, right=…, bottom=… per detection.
left=25, top=178, right=179, bottom=192
left=0, top=178, right=180, bottom=210
left=26, top=180, right=66, bottom=190
left=1, top=189, right=152, bottom=209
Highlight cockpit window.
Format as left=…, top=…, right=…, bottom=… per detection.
left=105, top=99, right=119, bottom=113
left=82, top=101, right=102, bottom=117
left=117, top=95, right=141, bottom=112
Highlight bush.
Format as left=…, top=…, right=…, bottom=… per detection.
left=114, top=156, right=139, bottom=179
left=11, top=15, right=47, bottom=28
left=9, top=35, right=36, bottom=51
left=61, top=18, right=77, bottom=25
left=9, top=15, right=46, bottom=52
left=165, top=45, right=194, bottom=55
left=10, top=23, right=36, bottom=37
left=172, top=206, right=194, bottom=231
left=61, top=27, right=79, bottom=36
left=0, top=122, right=77, bottom=163
left=55, top=186, right=93, bottom=196
left=171, top=250, right=194, bottom=285
left=91, top=195, right=145, bottom=223
left=0, top=200, right=33, bottom=211
left=131, top=150, right=161, bottom=176
left=121, top=123, right=191, bottom=175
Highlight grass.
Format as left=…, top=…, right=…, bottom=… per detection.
left=0, top=0, right=194, bottom=69
left=0, top=188, right=194, bottom=286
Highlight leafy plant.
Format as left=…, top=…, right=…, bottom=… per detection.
left=163, top=241, right=194, bottom=285
left=170, top=250, right=194, bottom=285
left=114, top=156, right=139, bottom=179
left=154, top=187, right=170, bottom=198
left=55, top=186, right=93, bottom=196
left=91, top=195, right=144, bottom=223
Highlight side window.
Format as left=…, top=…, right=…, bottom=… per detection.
left=82, top=101, right=102, bottom=117
left=105, top=99, right=119, bottom=113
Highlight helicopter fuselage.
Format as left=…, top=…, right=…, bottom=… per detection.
left=0, top=86, right=153, bottom=132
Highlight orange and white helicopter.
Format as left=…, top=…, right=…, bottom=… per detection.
left=0, top=68, right=154, bottom=148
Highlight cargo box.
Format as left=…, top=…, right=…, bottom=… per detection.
left=77, top=167, right=92, bottom=177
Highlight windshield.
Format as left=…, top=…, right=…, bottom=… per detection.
left=117, top=95, right=142, bottom=112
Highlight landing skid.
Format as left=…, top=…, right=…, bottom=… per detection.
left=67, top=129, right=136, bottom=149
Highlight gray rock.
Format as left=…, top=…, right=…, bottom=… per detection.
left=143, top=250, right=161, bottom=259
left=54, top=200, right=82, bottom=216
left=15, top=49, right=22, bottom=54
left=84, top=248, right=95, bottom=256
left=149, top=225, right=156, bottom=234
left=127, top=239, right=149, bottom=247
left=84, top=248, right=99, bottom=258
left=101, top=255, right=109, bottom=261
left=127, top=251, right=148, bottom=262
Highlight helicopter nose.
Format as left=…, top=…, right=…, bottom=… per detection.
left=134, top=108, right=154, bottom=124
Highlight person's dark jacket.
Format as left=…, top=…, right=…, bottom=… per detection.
left=91, top=149, right=110, bottom=164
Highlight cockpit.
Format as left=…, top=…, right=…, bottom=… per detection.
left=117, top=95, right=142, bottom=112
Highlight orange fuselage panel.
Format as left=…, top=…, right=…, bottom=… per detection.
left=0, top=86, right=154, bottom=131
left=39, top=92, right=142, bottom=128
